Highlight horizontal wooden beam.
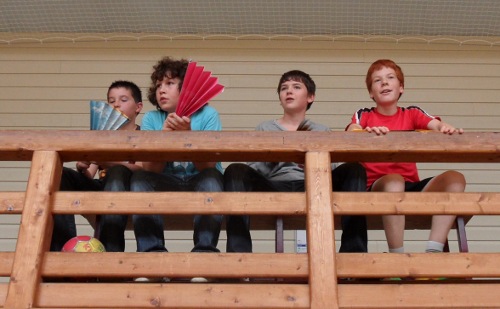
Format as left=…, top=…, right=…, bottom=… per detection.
left=1, top=130, right=499, bottom=162
left=3, top=252, right=500, bottom=308
left=52, top=191, right=306, bottom=215
left=2, top=282, right=500, bottom=309
left=338, top=284, right=500, bottom=308
left=11, top=283, right=312, bottom=309
left=4, top=251, right=500, bottom=281
left=0, top=192, right=23, bottom=214
left=41, top=252, right=308, bottom=278
left=37, top=252, right=500, bottom=279
left=336, top=253, right=500, bottom=278
left=51, top=191, right=500, bottom=216
left=7, top=191, right=499, bottom=231
left=6, top=191, right=500, bottom=217
left=0, top=252, right=13, bottom=276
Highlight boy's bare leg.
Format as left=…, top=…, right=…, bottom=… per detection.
left=382, top=215, right=405, bottom=250
left=424, top=170, right=466, bottom=243
left=372, top=174, right=406, bottom=251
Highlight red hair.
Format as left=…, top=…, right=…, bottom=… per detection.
left=365, top=59, right=404, bottom=92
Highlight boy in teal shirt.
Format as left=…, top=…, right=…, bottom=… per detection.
left=125, top=57, right=225, bottom=284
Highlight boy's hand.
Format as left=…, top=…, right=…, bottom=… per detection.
left=428, top=119, right=464, bottom=135
left=76, top=161, right=91, bottom=173
left=162, top=113, right=191, bottom=131
left=365, top=126, right=390, bottom=135
left=439, top=123, right=464, bottom=135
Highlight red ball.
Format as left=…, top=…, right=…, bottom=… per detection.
left=62, top=235, right=106, bottom=252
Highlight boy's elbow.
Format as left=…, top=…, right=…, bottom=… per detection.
left=346, top=124, right=361, bottom=131
left=427, top=119, right=441, bottom=131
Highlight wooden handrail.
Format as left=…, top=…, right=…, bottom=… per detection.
left=0, top=130, right=499, bottom=308
left=1, top=130, right=499, bottom=162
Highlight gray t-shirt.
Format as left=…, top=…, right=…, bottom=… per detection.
left=248, top=119, right=339, bottom=181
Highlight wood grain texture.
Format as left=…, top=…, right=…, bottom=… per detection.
left=305, top=152, right=338, bottom=309
left=4, top=151, right=61, bottom=308
left=0, top=130, right=498, bottom=163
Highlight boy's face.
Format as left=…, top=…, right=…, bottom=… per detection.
left=369, top=66, right=404, bottom=105
left=155, top=75, right=181, bottom=113
left=107, top=87, right=143, bottom=122
left=279, top=80, right=314, bottom=113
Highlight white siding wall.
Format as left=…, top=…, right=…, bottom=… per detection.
left=1, top=38, right=499, bottom=253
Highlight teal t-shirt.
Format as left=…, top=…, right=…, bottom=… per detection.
left=141, top=105, right=223, bottom=178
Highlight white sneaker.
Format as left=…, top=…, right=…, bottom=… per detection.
left=134, top=277, right=170, bottom=283
left=190, top=277, right=215, bottom=283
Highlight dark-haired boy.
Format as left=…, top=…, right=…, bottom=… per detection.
left=52, top=80, right=143, bottom=252
left=223, top=70, right=368, bottom=254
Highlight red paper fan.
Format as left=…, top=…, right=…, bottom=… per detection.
left=175, top=61, right=224, bottom=117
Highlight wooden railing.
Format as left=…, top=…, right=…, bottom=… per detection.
left=1, top=130, right=500, bottom=308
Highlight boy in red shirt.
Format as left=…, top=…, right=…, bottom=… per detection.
left=346, top=59, right=466, bottom=254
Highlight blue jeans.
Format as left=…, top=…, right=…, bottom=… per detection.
left=125, top=167, right=224, bottom=253
left=223, top=162, right=368, bottom=253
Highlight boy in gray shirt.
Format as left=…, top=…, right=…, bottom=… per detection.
left=223, top=70, right=368, bottom=253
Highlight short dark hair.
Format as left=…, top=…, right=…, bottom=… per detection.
left=107, top=80, right=142, bottom=103
left=147, top=56, right=189, bottom=110
left=277, top=70, right=316, bottom=110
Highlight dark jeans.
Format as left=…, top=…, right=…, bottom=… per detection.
left=96, top=165, right=135, bottom=252
left=51, top=167, right=104, bottom=251
left=52, top=165, right=136, bottom=252
left=122, top=167, right=224, bottom=253
left=223, top=162, right=368, bottom=253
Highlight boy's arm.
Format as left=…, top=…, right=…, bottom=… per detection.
left=76, top=161, right=99, bottom=179
left=142, top=162, right=165, bottom=173
left=427, top=119, right=464, bottom=134
left=96, top=161, right=143, bottom=172
left=347, top=123, right=389, bottom=135
left=193, top=162, right=216, bottom=170
left=346, top=123, right=363, bottom=131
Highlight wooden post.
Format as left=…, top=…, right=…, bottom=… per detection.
left=304, top=151, right=338, bottom=309
left=5, top=151, right=62, bottom=308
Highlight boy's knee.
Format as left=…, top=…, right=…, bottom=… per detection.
left=444, top=170, right=466, bottom=182
left=196, top=168, right=223, bottom=192
left=347, top=162, right=366, bottom=176
left=372, top=174, right=405, bottom=192
left=130, top=170, right=153, bottom=191
left=105, top=166, right=133, bottom=190
left=223, top=163, right=253, bottom=191
left=440, top=170, right=466, bottom=191
left=106, top=165, right=132, bottom=177
left=224, top=163, right=248, bottom=175
left=223, top=163, right=253, bottom=183
left=199, top=167, right=223, bottom=179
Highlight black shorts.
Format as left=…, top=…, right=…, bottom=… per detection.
left=404, top=177, right=433, bottom=192
left=368, top=177, right=433, bottom=191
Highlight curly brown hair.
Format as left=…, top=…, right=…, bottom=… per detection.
left=147, top=56, right=189, bottom=110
